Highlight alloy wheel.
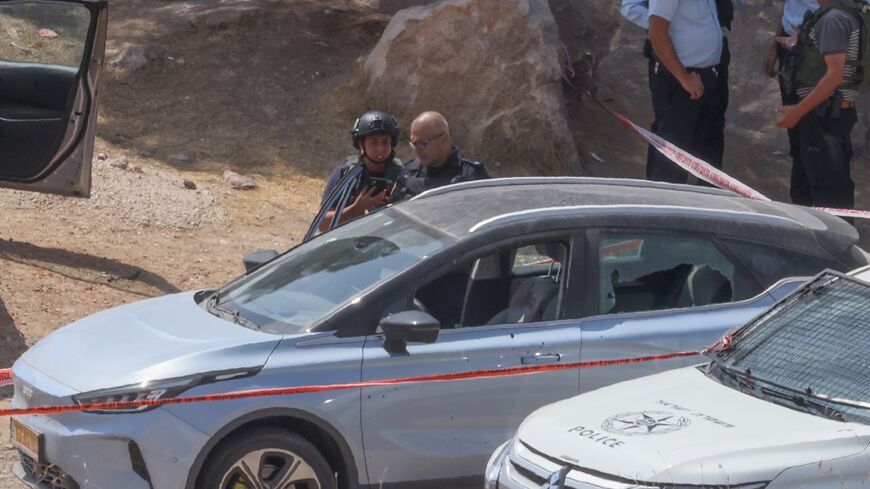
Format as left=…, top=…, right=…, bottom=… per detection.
left=219, top=448, right=322, bottom=489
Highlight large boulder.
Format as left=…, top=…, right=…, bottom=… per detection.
left=355, top=0, right=581, bottom=174
left=350, top=0, right=437, bottom=13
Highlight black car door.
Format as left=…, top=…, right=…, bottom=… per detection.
left=0, top=0, right=106, bottom=197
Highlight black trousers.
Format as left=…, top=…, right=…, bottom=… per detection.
left=796, top=107, right=856, bottom=209
left=646, top=59, right=722, bottom=183
left=704, top=37, right=729, bottom=170
left=776, top=44, right=807, bottom=205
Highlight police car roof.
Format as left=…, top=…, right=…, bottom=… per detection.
left=392, top=177, right=859, bottom=259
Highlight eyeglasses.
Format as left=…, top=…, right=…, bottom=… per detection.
left=409, top=133, right=445, bottom=150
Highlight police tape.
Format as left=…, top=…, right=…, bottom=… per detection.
left=0, top=349, right=705, bottom=417
left=560, top=64, right=870, bottom=219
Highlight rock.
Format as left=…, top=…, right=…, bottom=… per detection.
left=183, top=179, right=197, bottom=190
left=223, top=171, right=257, bottom=190
left=350, top=0, right=438, bottom=12
left=109, top=45, right=148, bottom=72
left=168, top=153, right=194, bottom=165
left=357, top=0, right=580, bottom=174
left=97, top=152, right=108, bottom=161
left=110, top=157, right=129, bottom=170
left=181, top=5, right=262, bottom=30
left=37, top=28, right=58, bottom=39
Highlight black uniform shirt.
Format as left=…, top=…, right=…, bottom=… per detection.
left=320, top=157, right=404, bottom=208
left=395, top=147, right=489, bottom=200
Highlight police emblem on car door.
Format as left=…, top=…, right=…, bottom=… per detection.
left=0, top=0, right=107, bottom=197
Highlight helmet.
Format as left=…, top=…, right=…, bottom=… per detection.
left=351, top=110, right=399, bottom=149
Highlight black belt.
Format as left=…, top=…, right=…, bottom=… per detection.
left=686, top=66, right=719, bottom=77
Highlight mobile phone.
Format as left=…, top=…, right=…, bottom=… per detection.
left=368, top=177, right=394, bottom=195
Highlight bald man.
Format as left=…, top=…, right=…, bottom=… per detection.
left=393, top=111, right=489, bottom=201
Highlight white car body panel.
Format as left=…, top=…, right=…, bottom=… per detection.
left=504, top=368, right=870, bottom=487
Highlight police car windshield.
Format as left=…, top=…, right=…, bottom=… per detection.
left=717, top=272, right=870, bottom=423
left=216, top=209, right=453, bottom=334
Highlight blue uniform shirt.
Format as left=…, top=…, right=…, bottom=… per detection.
left=621, top=0, right=746, bottom=30
left=648, top=0, right=723, bottom=68
left=782, top=0, right=819, bottom=35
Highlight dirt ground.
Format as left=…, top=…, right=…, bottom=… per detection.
left=0, top=0, right=869, bottom=487
left=0, top=0, right=395, bottom=485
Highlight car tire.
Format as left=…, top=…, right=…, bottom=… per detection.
left=197, top=427, right=337, bottom=489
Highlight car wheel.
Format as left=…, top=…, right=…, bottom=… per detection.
left=198, top=427, right=336, bottom=489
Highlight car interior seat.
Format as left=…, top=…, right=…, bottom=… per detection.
left=675, top=265, right=733, bottom=307
left=486, top=243, right=563, bottom=325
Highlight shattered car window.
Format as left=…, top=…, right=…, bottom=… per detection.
left=599, top=232, right=735, bottom=314
left=217, top=209, right=453, bottom=334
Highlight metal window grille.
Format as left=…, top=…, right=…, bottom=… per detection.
left=728, top=272, right=870, bottom=406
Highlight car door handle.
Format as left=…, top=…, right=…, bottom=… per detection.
left=521, top=353, right=561, bottom=365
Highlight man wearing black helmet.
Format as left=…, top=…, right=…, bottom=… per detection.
left=393, top=111, right=489, bottom=200
left=318, top=110, right=405, bottom=232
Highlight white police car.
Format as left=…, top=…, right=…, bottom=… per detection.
left=487, top=266, right=870, bottom=489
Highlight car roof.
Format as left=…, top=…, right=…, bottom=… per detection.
left=391, top=177, right=859, bottom=256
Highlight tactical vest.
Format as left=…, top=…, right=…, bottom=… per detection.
left=782, top=0, right=870, bottom=95
left=394, top=157, right=484, bottom=201
left=339, top=155, right=404, bottom=198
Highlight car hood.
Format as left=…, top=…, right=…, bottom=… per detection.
left=16, top=292, right=281, bottom=393
left=517, top=367, right=870, bottom=486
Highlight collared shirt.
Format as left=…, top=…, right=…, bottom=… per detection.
left=649, top=0, right=723, bottom=68
left=782, top=0, right=820, bottom=36
left=621, top=0, right=745, bottom=30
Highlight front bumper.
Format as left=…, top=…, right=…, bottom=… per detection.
left=492, top=440, right=629, bottom=489
left=11, top=363, right=210, bottom=489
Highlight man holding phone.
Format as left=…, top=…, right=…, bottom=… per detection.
left=318, top=110, right=405, bottom=232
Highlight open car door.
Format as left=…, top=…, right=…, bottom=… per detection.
left=0, top=0, right=106, bottom=197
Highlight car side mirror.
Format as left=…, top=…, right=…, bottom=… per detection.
left=379, top=310, right=440, bottom=354
left=242, top=249, right=279, bottom=273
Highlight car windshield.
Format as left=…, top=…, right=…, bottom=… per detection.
left=215, top=209, right=453, bottom=334
left=715, top=271, right=870, bottom=423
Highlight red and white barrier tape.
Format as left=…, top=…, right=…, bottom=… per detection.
left=561, top=64, right=870, bottom=219
left=0, top=349, right=705, bottom=417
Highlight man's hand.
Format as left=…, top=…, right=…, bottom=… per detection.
left=762, top=41, right=778, bottom=78
left=353, top=185, right=388, bottom=212
left=775, top=105, right=802, bottom=129
left=680, top=72, right=704, bottom=100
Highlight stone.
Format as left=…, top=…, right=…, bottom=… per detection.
left=183, top=179, right=197, bottom=190
left=356, top=0, right=580, bottom=174
left=109, top=45, right=148, bottom=72
left=168, top=153, right=194, bottom=165
left=350, top=0, right=438, bottom=13
left=110, top=157, right=129, bottom=170
left=223, top=171, right=257, bottom=190
left=180, top=5, right=262, bottom=30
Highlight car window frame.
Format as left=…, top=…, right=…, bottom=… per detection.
left=324, top=229, right=587, bottom=338
left=0, top=0, right=107, bottom=193
left=584, top=227, right=763, bottom=317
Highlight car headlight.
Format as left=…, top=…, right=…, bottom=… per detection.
left=71, top=367, right=260, bottom=414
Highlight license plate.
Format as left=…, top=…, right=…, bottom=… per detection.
left=10, top=419, right=43, bottom=462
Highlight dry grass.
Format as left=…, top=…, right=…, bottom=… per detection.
left=0, top=6, right=87, bottom=66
